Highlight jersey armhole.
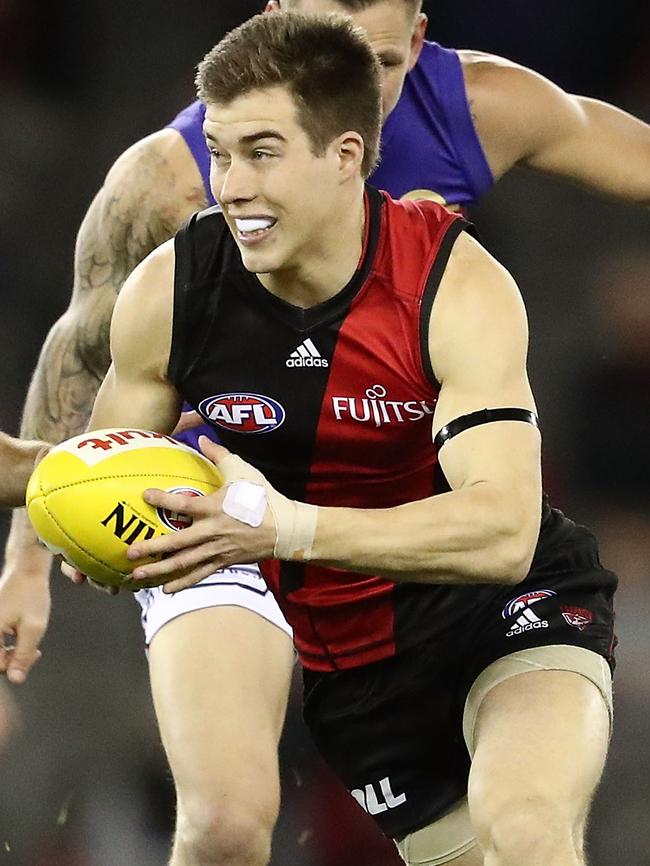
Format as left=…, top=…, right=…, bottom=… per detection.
left=167, top=218, right=195, bottom=387
left=418, top=218, right=470, bottom=387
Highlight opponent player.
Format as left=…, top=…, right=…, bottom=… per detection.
left=81, top=14, right=616, bottom=864
left=0, top=0, right=643, bottom=860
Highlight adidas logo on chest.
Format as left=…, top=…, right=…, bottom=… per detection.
left=286, top=338, right=329, bottom=368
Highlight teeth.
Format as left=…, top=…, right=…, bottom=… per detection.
left=235, top=218, right=275, bottom=233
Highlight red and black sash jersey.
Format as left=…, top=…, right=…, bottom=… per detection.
left=168, top=186, right=573, bottom=671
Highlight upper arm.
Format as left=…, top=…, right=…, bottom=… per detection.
left=428, top=232, right=541, bottom=517
left=89, top=240, right=182, bottom=434
left=67, top=129, right=207, bottom=375
left=463, top=51, right=650, bottom=203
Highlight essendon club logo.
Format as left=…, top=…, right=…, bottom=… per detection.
left=157, top=488, right=203, bottom=531
left=561, top=606, right=593, bottom=631
left=199, top=393, right=285, bottom=434
left=101, top=502, right=157, bottom=545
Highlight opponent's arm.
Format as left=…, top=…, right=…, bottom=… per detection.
left=89, top=240, right=182, bottom=434
left=463, top=52, right=650, bottom=203
left=0, top=434, right=50, bottom=508
left=127, top=233, right=542, bottom=589
left=0, top=130, right=201, bottom=684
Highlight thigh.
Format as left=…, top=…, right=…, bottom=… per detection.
left=149, top=604, right=294, bottom=815
left=468, top=666, right=611, bottom=832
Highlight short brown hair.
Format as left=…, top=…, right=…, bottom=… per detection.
left=285, top=0, right=422, bottom=14
left=196, top=12, right=381, bottom=177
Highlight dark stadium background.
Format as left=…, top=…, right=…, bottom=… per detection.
left=0, top=1, right=649, bottom=863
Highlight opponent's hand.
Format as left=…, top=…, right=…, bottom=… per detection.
left=126, top=437, right=281, bottom=592
left=0, top=561, right=50, bottom=684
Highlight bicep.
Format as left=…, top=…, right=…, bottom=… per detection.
left=90, top=363, right=181, bottom=434
left=469, top=56, right=650, bottom=201
left=524, top=94, right=650, bottom=203
left=428, top=233, right=541, bottom=496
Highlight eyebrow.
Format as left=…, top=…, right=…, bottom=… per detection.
left=204, top=129, right=287, bottom=145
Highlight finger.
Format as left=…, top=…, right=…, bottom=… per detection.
left=7, top=622, right=44, bottom=685
left=127, top=520, right=210, bottom=561
left=0, top=644, right=9, bottom=674
left=197, top=436, right=231, bottom=465
left=162, top=561, right=225, bottom=594
left=141, top=488, right=209, bottom=515
left=60, top=561, right=86, bottom=584
left=130, top=540, right=222, bottom=582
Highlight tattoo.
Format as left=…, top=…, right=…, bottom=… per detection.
left=20, top=141, right=207, bottom=443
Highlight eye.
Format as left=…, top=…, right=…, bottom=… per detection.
left=252, top=149, right=273, bottom=160
left=377, top=54, right=403, bottom=69
left=209, top=148, right=228, bottom=164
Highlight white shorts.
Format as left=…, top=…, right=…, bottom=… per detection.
left=134, top=564, right=292, bottom=646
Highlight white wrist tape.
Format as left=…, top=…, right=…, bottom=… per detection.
left=219, top=454, right=318, bottom=561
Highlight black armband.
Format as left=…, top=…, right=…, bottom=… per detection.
left=433, top=408, right=539, bottom=450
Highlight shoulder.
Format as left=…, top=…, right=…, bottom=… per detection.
left=100, top=128, right=208, bottom=234
left=429, top=232, right=527, bottom=378
left=382, top=191, right=459, bottom=234
left=457, top=50, right=577, bottom=177
left=381, top=192, right=464, bottom=263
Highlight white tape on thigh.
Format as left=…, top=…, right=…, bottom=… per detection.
left=395, top=797, right=476, bottom=865
left=219, top=453, right=319, bottom=561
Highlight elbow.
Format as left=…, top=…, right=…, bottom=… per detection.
left=482, top=510, right=539, bottom=586
left=491, top=538, right=536, bottom=585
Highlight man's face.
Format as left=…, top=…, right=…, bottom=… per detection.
left=204, top=86, right=350, bottom=277
left=267, top=0, right=426, bottom=118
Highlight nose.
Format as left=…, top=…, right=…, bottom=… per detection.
left=213, top=158, right=255, bottom=206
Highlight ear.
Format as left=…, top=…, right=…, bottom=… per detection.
left=264, top=1, right=282, bottom=12
left=408, top=13, right=427, bottom=71
left=333, top=131, right=365, bottom=181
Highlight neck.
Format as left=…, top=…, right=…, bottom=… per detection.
left=259, top=186, right=367, bottom=309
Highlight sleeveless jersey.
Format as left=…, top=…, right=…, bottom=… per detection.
left=168, top=187, right=575, bottom=672
left=167, top=41, right=493, bottom=210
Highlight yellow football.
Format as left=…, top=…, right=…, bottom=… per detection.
left=26, top=428, right=223, bottom=589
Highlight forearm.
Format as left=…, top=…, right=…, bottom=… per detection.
left=310, top=485, right=539, bottom=585
left=20, top=315, right=105, bottom=443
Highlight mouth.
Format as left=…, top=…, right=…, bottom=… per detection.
left=233, top=216, right=277, bottom=245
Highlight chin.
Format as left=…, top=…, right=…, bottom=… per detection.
left=239, top=251, right=278, bottom=275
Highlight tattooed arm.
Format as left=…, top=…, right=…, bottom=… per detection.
left=0, top=128, right=207, bottom=684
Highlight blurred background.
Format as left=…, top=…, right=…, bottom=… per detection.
left=0, top=0, right=649, bottom=863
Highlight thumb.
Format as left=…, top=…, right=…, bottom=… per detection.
left=197, top=435, right=231, bottom=467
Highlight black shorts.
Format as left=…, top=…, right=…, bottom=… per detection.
left=302, top=530, right=617, bottom=840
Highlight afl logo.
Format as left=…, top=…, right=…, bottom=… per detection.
left=199, top=393, right=285, bottom=434
left=502, top=589, right=556, bottom=619
left=157, top=487, right=204, bottom=531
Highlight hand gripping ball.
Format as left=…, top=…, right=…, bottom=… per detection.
left=26, top=429, right=223, bottom=589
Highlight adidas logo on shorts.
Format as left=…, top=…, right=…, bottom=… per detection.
left=503, top=589, right=555, bottom=638
left=506, top=606, right=549, bottom=637
left=286, top=338, right=329, bottom=368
